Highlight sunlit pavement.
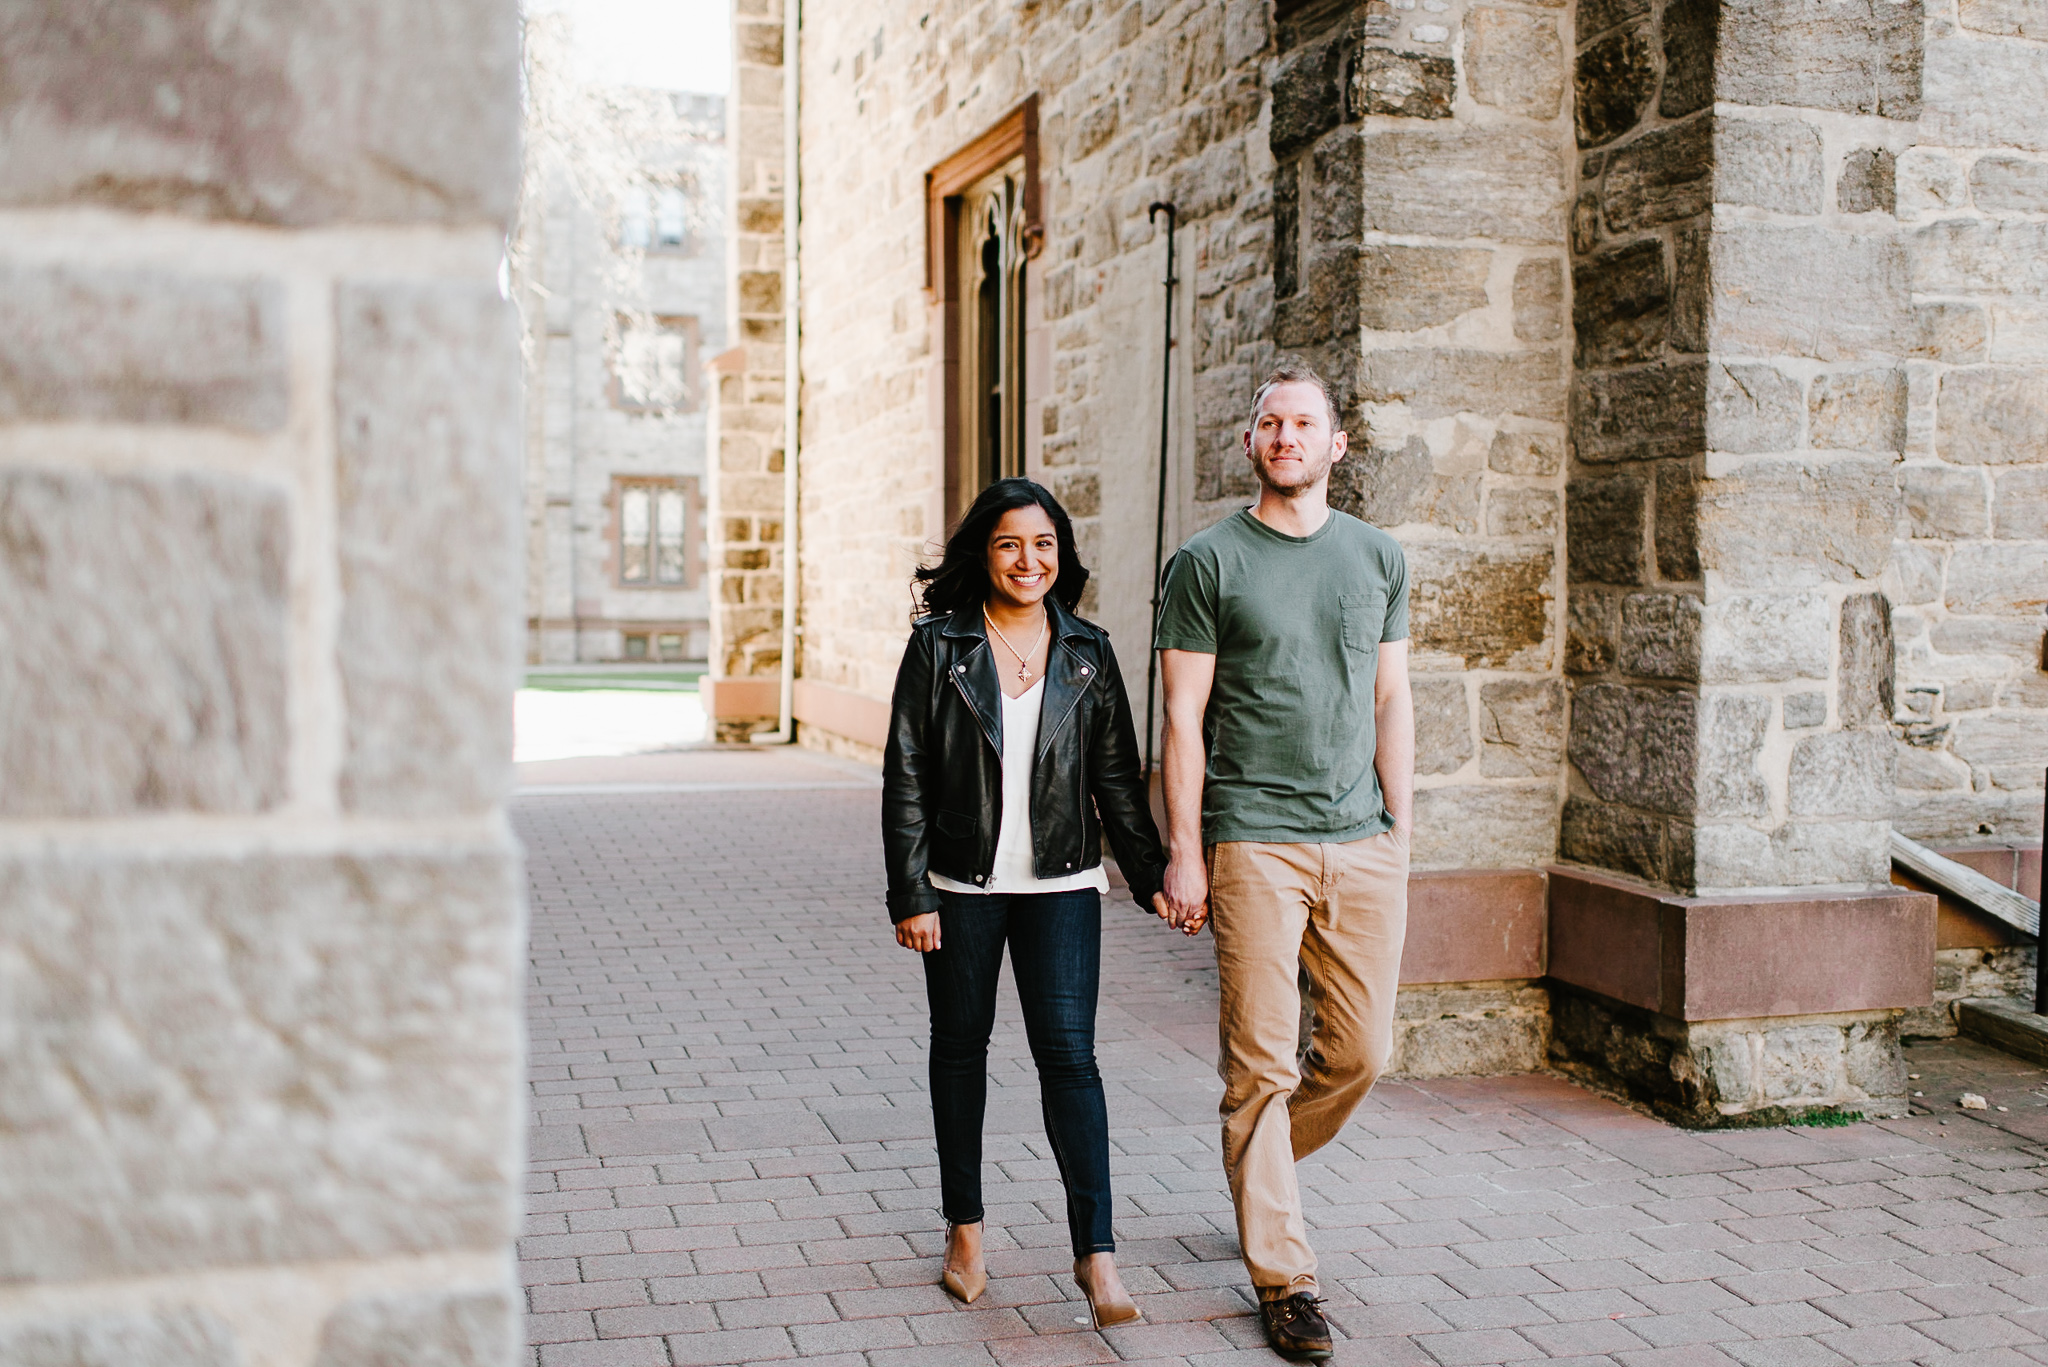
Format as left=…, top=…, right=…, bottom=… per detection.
left=514, top=752, right=2048, bottom=1367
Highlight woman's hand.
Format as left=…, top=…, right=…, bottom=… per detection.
left=896, top=911, right=942, bottom=952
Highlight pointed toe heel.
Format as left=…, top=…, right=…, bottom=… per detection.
left=940, top=1265, right=987, bottom=1304
left=1074, top=1259, right=1141, bottom=1329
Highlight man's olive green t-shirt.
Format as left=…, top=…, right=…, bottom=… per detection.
left=1153, top=508, right=1409, bottom=845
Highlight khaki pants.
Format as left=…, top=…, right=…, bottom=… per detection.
left=1208, top=830, right=1408, bottom=1299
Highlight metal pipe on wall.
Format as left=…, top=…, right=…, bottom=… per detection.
left=755, top=0, right=800, bottom=743
left=1143, top=201, right=1177, bottom=780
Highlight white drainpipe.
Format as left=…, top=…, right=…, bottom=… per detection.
left=753, top=0, right=800, bottom=744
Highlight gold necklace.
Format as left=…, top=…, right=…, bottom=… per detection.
left=983, top=605, right=1048, bottom=686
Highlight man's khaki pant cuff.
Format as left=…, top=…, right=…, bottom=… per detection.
left=1258, top=1278, right=1318, bottom=1303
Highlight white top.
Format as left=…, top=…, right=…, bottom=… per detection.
left=929, top=679, right=1111, bottom=897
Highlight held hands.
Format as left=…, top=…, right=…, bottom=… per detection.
left=896, top=911, right=941, bottom=952
left=1157, top=852, right=1210, bottom=936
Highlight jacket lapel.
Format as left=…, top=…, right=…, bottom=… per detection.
left=1035, top=599, right=1097, bottom=761
left=940, top=610, right=1003, bottom=756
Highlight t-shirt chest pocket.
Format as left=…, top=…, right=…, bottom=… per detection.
left=1340, top=592, right=1384, bottom=653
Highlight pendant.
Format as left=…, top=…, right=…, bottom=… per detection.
left=1017, top=662, right=1030, bottom=684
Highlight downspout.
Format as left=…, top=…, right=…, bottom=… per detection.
left=754, top=0, right=800, bottom=743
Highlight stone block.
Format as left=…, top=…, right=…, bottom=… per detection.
left=1716, top=118, right=1824, bottom=214
left=1307, top=136, right=1362, bottom=245
left=1573, top=238, right=1668, bottom=367
left=1601, top=115, right=1711, bottom=231
left=0, top=264, right=287, bottom=429
left=1567, top=471, right=1647, bottom=585
left=1697, top=591, right=1830, bottom=683
left=1718, top=0, right=1923, bottom=119
left=1697, top=458, right=1897, bottom=588
left=1413, top=677, right=1474, bottom=775
left=1271, top=165, right=1299, bottom=300
left=1837, top=147, right=1896, bottom=214
left=0, top=1310, right=240, bottom=1367
left=1618, top=592, right=1702, bottom=680
left=1561, top=795, right=1682, bottom=885
left=1570, top=682, right=1696, bottom=814
left=1912, top=302, right=1989, bottom=362
left=1391, top=985, right=1550, bottom=1076
left=1513, top=258, right=1565, bottom=343
left=1486, top=487, right=1559, bottom=537
left=1671, top=220, right=1710, bottom=352
left=1706, top=361, right=1803, bottom=454
left=1923, top=37, right=2048, bottom=154
left=1358, top=347, right=1563, bottom=421
left=1901, top=462, right=1988, bottom=538
left=1897, top=148, right=1967, bottom=220
left=1580, top=0, right=1651, bottom=38
left=1329, top=435, right=1433, bottom=527
left=1411, top=784, right=1560, bottom=869
left=1479, top=678, right=1567, bottom=777
left=1274, top=246, right=1358, bottom=349
left=1936, top=367, right=2048, bottom=465
left=1951, top=711, right=2048, bottom=774
left=1356, top=246, right=1490, bottom=332
left=313, top=1289, right=516, bottom=1367
left=0, top=0, right=519, bottom=224
left=0, top=847, right=521, bottom=1280
left=1960, top=0, right=2047, bottom=35
left=1784, top=691, right=1826, bottom=727
left=1655, top=460, right=1700, bottom=581
left=1659, top=0, right=1717, bottom=117
left=1467, top=8, right=1564, bottom=117
left=1946, top=541, right=2048, bottom=616
left=1696, top=693, right=1771, bottom=817
left=1356, top=126, right=1566, bottom=243
left=1277, top=30, right=1343, bottom=156
left=1838, top=592, right=1896, bottom=729
left=1489, top=428, right=1563, bottom=475
left=1911, top=219, right=2048, bottom=297
left=0, top=469, right=288, bottom=817
left=1710, top=223, right=1914, bottom=362
left=335, top=281, right=522, bottom=816
left=1809, top=369, right=1906, bottom=453
left=1348, top=47, right=1457, bottom=120
left=1995, top=468, right=2048, bottom=539
left=1576, top=24, right=1657, bottom=147
left=1407, top=543, right=1556, bottom=669
left=1571, top=361, right=1706, bottom=463
left=1789, top=729, right=1896, bottom=817
left=1567, top=590, right=1617, bottom=673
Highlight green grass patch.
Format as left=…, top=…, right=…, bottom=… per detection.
left=523, top=669, right=702, bottom=693
left=1786, top=1107, right=1864, bottom=1128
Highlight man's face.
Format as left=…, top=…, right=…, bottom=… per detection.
left=1242, top=381, right=1347, bottom=496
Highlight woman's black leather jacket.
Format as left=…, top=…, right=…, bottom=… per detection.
left=882, top=597, right=1168, bottom=923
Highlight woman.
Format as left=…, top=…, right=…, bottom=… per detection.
left=883, top=478, right=1169, bottom=1329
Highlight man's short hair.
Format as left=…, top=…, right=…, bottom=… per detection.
left=1248, top=362, right=1338, bottom=430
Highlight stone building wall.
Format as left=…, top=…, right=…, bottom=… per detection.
left=704, top=0, right=793, bottom=740
left=1890, top=0, right=2048, bottom=847
left=514, top=36, right=726, bottom=666
left=0, top=4, right=526, bottom=1363
left=786, top=0, right=1272, bottom=758
left=1269, top=0, right=1576, bottom=873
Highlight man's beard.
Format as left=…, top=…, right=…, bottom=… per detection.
left=1252, top=442, right=1337, bottom=496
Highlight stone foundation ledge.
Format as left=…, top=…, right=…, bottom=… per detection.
left=1388, top=980, right=1551, bottom=1078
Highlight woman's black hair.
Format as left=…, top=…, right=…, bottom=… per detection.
left=912, top=477, right=1090, bottom=620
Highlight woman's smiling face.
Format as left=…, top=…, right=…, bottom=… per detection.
left=985, top=504, right=1059, bottom=613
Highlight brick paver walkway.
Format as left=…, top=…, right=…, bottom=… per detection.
left=515, top=752, right=2048, bottom=1366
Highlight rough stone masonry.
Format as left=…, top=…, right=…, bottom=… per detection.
left=0, top=4, right=528, bottom=1365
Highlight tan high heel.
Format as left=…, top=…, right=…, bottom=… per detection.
left=940, top=1222, right=986, bottom=1304
left=1074, top=1257, right=1141, bottom=1329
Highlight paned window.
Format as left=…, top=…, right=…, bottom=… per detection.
left=609, top=313, right=699, bottom=414
left=958, top=165, right=1027, bottom=505
left=620, top=181, right=696, bottom=253
left=615, top=478, right=699, bottom=588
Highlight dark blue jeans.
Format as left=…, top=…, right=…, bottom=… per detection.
left=923, top=888, right=1113, bottom=1256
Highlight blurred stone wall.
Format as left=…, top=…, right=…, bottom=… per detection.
left=0, top=4, right=527, bottom=1363
left=1890, top=0, right=2048, bottom=845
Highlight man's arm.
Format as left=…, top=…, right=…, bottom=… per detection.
left=1160, top=647, right=1217, bottom=932
left=1373, top=639, right=1414, bottom=837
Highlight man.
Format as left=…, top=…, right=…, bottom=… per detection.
left=1153, top=364, right=1414, bottom=1362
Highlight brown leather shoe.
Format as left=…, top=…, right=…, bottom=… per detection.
left=1260, top=1292, right=1333, bottom=1361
